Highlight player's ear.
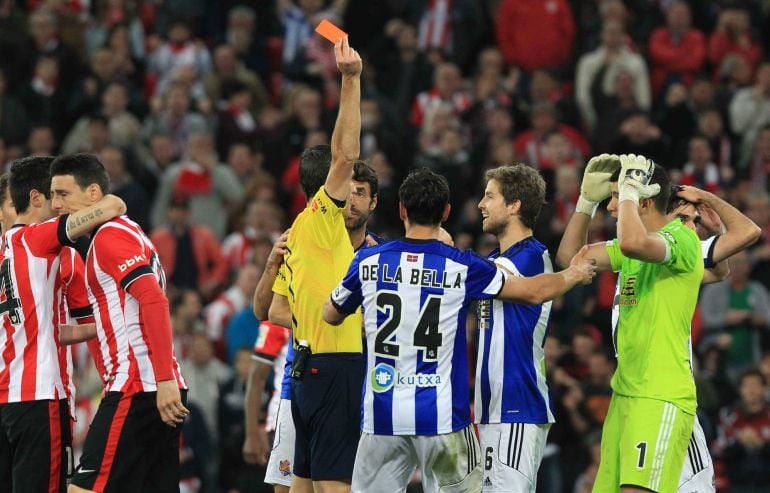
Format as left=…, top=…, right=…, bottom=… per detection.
left=441, top=203, right=450, bottom=222
left=509, top=199, right=521, bottom=216
left=399, top=202, right=407, bottom=221
left=369, top=194, right=377, bottom=211
left=87, top=183, right=100, bottom=201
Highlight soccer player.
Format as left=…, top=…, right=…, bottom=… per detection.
left=557, top=155, right=761, bottom=493
left=0, top=156, right=127, bottom=493
left=48, top=154, right=188, bottom=493
left=0, top=173, right=16, bottom=232
left=323, top=168, right=596, bottom=492
left=554, top=154, right=702, bottom=492
left=474, top=164, right=555, bottom=492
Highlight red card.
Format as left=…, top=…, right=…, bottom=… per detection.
left=315, top=19, right=348, bottom=44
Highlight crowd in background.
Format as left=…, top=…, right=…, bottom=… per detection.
left=1, top=0, right=770, bottom=491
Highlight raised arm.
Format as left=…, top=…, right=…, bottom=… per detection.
left=325, top=37, right=362, bottom=202
left=498, top=247, right=596, bottom=304
left=65, top=194, right=127, bottom=239
left=678, top=186, right=761, bottom=263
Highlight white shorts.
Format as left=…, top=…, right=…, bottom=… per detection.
left=477, top=422, right=551, bottom=492
left=352, top=425, right=482, bottom=493
left=678, top=417, right=715, bottom=493
left=264, top=399, right=295, bottom=487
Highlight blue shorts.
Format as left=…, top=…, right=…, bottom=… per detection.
left=290, top=353, right=363, bottom=481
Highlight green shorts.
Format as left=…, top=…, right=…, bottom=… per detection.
left=594, top=394, right=694, bottom=492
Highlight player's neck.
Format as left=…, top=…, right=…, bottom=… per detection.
left=405, top=223, right=440, bottom=241
left=643, top=211, right=670, bottom=232
left=15, top=210, right=44, bottom=226
left=498, top=221, right=532, bottom=253
left=347, top=225, right=366, bottom=250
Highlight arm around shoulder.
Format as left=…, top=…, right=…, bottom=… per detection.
left=65, top=194, right=127, bottom=239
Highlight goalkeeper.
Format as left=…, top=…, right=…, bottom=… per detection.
left=557, top=154, right=702, bottom=492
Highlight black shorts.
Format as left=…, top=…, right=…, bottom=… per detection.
left=70, top=390, right=186, bottom=493
left=0, top=399, right=72, bottom=493
left=290, top=353, right=363, bottom=481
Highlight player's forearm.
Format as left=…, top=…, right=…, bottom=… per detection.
left=268, top=295, right=292, bottom=329
left=322, top=298, right=346, bottom=325
left=701, top=191, right=761, bottom=261
left=499, top=271, right=573, bottom=305
left=253, top=263, right=280, bottom=320
left=556, top=212, right=592, bottom=268
left=129, top=276, right=175, bottom=381
left=617, top=201, right=650, bottom=257
left=59, top=323, right=97, bottom=345
left=66, top=194, right=127, bottom=239
left=704, top=261, right=730, bottom=284
left=244, top=362, right=270, bottom=437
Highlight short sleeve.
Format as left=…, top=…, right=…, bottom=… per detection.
left=60, top=248, right=92, bottom=319
left=92, top=227, right=154, bottom=290
left=605, top=239, right=624, bottom=273
left=24, top=215, right=74, bottom=257
left=701, top=236, right=719, bottom=269
left=272, top=263, right=289, bottom=297
left=657, top=225, right=699, bottom=273
left=465, top=253, right=507, bottom=300
left=305, top=187, right=346, bottom=250
left=330, top=255, right=363, bottom=315
left=252, top=322, right=290, bottom=364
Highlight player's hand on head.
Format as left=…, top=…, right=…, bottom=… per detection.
left=156, top=379, right=190, bottom=427
left=619, top=154, right=655, bottom=186
left=334, top=36, right=362, bottom=77
left=675, top=185, right=704, bottom=204
left=582, top=153, right=620, bottom=202
left=268, top=228, right=291, bottom=266
left=697, top=203, right=723, bottom=236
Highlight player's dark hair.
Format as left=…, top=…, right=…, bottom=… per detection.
left=485, top=164, right=546, bottom=229
left=9, top=156, right=55, bottom=213
left=610, top=162, right=671, bottom=213
left=399, top=167, right=450, bottom=226
left=0, top=173, right=9, bottom=205
left=50, top=153, right=110, bottom=194
left=353, top=160, right=378, bottom=197
left=299, top=144, right=331, bottom=199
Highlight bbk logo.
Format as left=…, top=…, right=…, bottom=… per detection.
left=118, top=254, right=147, bottom=272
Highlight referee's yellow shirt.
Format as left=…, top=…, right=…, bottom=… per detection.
left=272, top=186, right=362, bottom=354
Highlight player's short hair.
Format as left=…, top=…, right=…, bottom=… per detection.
left=353, top=160, right=378, bottom=198
left=0, top=173, right=10, bottom=204
left=299, top=144, right=331, bottom=199
left=484, top=164, right=546, bottom=229
left=50, top=153, right=110, bottom=194
left=610, top=162, right=671, bottom=213
left=9, top=156, right=55, bottom=213
left=399, top=167, right=449, bottom=226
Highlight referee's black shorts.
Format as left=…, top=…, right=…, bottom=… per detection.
left=0, top=398, right=72, bottom=493
left=70, top=390, right=187, bottom=493
left=290, top=353, right=364, bottom=481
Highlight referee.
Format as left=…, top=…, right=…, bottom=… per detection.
left=268, top=37, right=364, bottom=493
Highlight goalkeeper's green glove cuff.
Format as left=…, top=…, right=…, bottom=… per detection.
left=575, top=195, right=600, bottom=217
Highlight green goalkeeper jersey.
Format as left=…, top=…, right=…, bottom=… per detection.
left=605, top=219, right=703, bottom=415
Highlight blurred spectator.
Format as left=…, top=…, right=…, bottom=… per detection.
left=18, top=55, right=66, bottom=138
left=681, top=135, right=721, bottom=192
left=215, top=78, right=260, bottom=158
left=85, top=2, right=145, bottom=63
left=204, top=44, right=268, bottom=115
left=26, top=125, right=56, bottom=156
left=647, top=1, right=706, bottom=96
left=731, top=62, right=770, bottom=163
left=0, top=68, right=31, bottom=150
left=610, top=111, right=665, bottom=163
left=143, top=81, right=210, bottom=156
left=148, top=19, right=213, bottom=100
left=68, top=47, right=119, bottom=118
left=529, top=68, right=580, bottom=129
left=713, top=369, right=770, bottom=491
left=63, top=81, right=143, bottom=156
left=222, top=200, right=282, bottom=272
left=179, top=400, right=212, bottom=493
left=281, top=85, right=328, bottom=160
left=221, top=5, right=270, bottom=80
left=150, top=195, right=229, bottom=299
left=746, top=191, right=770, bottom=290
left=701, top=250, right=770, bottom=378
left=22, top=7, right=82, bottom=93
left=495, top=0, right=576, bottom=72
left=745, top=125, right=770, bottom=190
left=656, top=83, right=697, bottom=168
left=181, top=333, right=232, bottom=446
left=278, top=0, right=343, bottom=72
left=152, top=131, right=245, bottom=239
left=410, top=62, right=472, bottom=128
left=407, top=0, right=481, bottom=70
left=709, top=5, right=762, bottom=81
left=204, top=263, right=259, bottom=359
left=223, top=306, right=260, bottom=365
left=698, top=107, right=737, bottom=172
left=217, top=347, right=254, bottom=492
left=374, top=22, right=433, bottom=122
left=539, top=165, right=579, bottom=251
left=572, top=431, right=602, bottom=493
left=359, top=96, right=400, bottom=161
left=581, top=350, right=614, bottom=427
left=100, top=145, right=150, bottom=230
left=576, top=20, right=651, bottom=132
left=170, top=288, right=205, bottom=361
left=514, top=102, right=590, bottom=170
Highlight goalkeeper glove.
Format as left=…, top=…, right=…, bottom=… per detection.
left=618, top=154, right=660, bottom=203
left=576, top=153, right=620, bottom=217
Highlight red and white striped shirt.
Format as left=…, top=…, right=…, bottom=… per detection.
left=0, top=216, right=74, bottom=403
left=85, top=216, right=186, bottom=394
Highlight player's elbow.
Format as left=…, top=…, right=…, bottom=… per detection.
left=105, top=194, right=127, bottom=217
left=746, top=223, right=762, bottom=246
left=618, top=237, right=644, bottom=258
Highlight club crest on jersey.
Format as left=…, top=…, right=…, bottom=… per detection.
left=118, top=254, right=147, bottom=272
left=370, top=363, right=441, bottom=392
left=279, top=460, right=291, bottom=476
